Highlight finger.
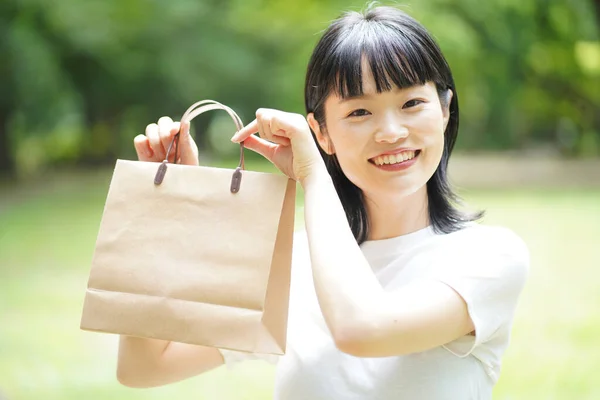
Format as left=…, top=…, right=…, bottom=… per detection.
left=243, top=134, right=278, bottom=162
left=268, top=116, right=295, bottom=139
left=171, top=121, right=182, bottom=137
left=272, top=136, right=292, bottom=146
left=158, top=116, right=176, bottom=161
left=166, top=121, right=182, bottom=163
left=260, top=108, right=296, bottom=139
left=134, top=134, right=153, bottom=161
left=231, top=119, right=259, bottom=143
left=176, top=120, right=189, bottom=146
left=265, top=134, right=291, bottom=147
left=262, top=115, right=292, bottom=146
left=257, top=117, right=271, bottom=140
left=146, top=123, right=166, bottom=160
left=176, top=120, right=200, bottom=165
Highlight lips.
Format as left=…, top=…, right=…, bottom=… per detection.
left=369, top=150, right=421, bottom=166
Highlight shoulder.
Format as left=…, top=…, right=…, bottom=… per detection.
left=432, top=223, right=530, bottom=284
left=445, top=223, right=528, bottom=262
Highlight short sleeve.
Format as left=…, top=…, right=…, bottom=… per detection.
left=431, top=227, right=530, bottom=358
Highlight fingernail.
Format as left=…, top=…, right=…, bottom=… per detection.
left=231, top=134, right=239, bottom=142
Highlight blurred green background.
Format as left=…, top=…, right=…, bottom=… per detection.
left=1, top=0, right=599, bottom=399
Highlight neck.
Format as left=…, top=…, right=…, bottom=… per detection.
left=364, top=185, right=430, bottom=241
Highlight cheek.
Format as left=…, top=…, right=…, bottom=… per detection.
left=426, top=130, right=445, bottom=159
left=414, top=109, right=445, bottom=149
left=333, top=143, right=367, bottom=185
left=419, top=121, right=446, bottom=176
left=326, top=127, right=369, bottom=182
left=326, top=136, right=370, bottom=189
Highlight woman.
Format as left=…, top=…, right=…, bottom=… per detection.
left=122, top=5, right=529, bottom=399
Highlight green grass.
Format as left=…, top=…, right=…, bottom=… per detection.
left=0, top=165, right=598, bottom=400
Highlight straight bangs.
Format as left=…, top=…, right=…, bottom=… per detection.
left=327, top=21, right=447, bottom=101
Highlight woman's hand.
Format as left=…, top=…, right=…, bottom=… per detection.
left=134, top=117, right=199, bottom=166
left=231, top=109, right=325, bottom=183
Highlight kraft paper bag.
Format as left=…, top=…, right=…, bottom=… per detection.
left=80, top=100, right=296, bottom=355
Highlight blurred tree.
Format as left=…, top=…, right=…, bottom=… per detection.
left=411, top=0, right=600, bottom=154
left=0, top=0, right=16, bottom=174
left=1, top=0, right=298, bottom=175
left=0, top=0, right=598, bottom=177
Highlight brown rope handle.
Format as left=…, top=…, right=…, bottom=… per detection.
left=154, top=100, right=246, bottom=193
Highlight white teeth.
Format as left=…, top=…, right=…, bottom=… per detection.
left=373, top=151, right=416, bottom=166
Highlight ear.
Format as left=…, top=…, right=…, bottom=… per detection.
left=307, top=113, right=335, bottom=155
left=442, top=89, right=453, bottom=130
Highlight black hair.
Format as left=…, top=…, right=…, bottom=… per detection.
left=304, top=4, right=482, bottom=244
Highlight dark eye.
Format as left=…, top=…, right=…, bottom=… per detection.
left=348, top=109, right=370, bottom=118
left=403, top=99, right=424, bottom=109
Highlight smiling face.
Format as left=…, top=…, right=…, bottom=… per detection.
left=304, top=7, right=467, bottom=241
left=309, top=65, right=452, bottom=202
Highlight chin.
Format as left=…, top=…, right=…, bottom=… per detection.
left=392, top=183, right=425, bottom=198
left=365, top=180, right=426, bottom=201
left=346, top=167, right=430, bottom=200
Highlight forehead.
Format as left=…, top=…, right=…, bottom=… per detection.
left=331, top=42, right=435, bottom=100
left=334, top=59, right=436, bottom=100
left=358, top=57, right=379, bottom=94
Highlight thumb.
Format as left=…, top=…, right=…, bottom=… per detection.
left=175, top=120, right=199, bottom=165
left=242, top=134, right=278, bottom=163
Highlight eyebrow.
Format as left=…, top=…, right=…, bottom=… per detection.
left=337, top=93, right=374, bottom=104
left=337, top=86, right=427, bottom=104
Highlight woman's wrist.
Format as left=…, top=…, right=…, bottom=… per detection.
left=299, top=163, right=331, bottom=191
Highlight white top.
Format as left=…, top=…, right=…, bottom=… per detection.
left=220, top=223, right=529, bottom=400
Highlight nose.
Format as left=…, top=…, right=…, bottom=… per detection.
left=373, top=112, right=409, bottom=144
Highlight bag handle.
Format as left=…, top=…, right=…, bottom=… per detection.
left=154, top=100, right=246, bottom=193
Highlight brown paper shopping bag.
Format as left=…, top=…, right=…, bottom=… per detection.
left=80, top=100, right=296, bottom=355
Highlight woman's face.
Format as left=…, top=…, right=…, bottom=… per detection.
left=311, top=68, right=451, bottom=202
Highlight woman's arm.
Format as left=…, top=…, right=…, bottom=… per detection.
left=232, top=110, right=476, bottom=358
left=117, top=336, right=224, bottom=388
left=301, top=168, right=474, bottom=358
left=121, top=117, right=223, bottom=387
